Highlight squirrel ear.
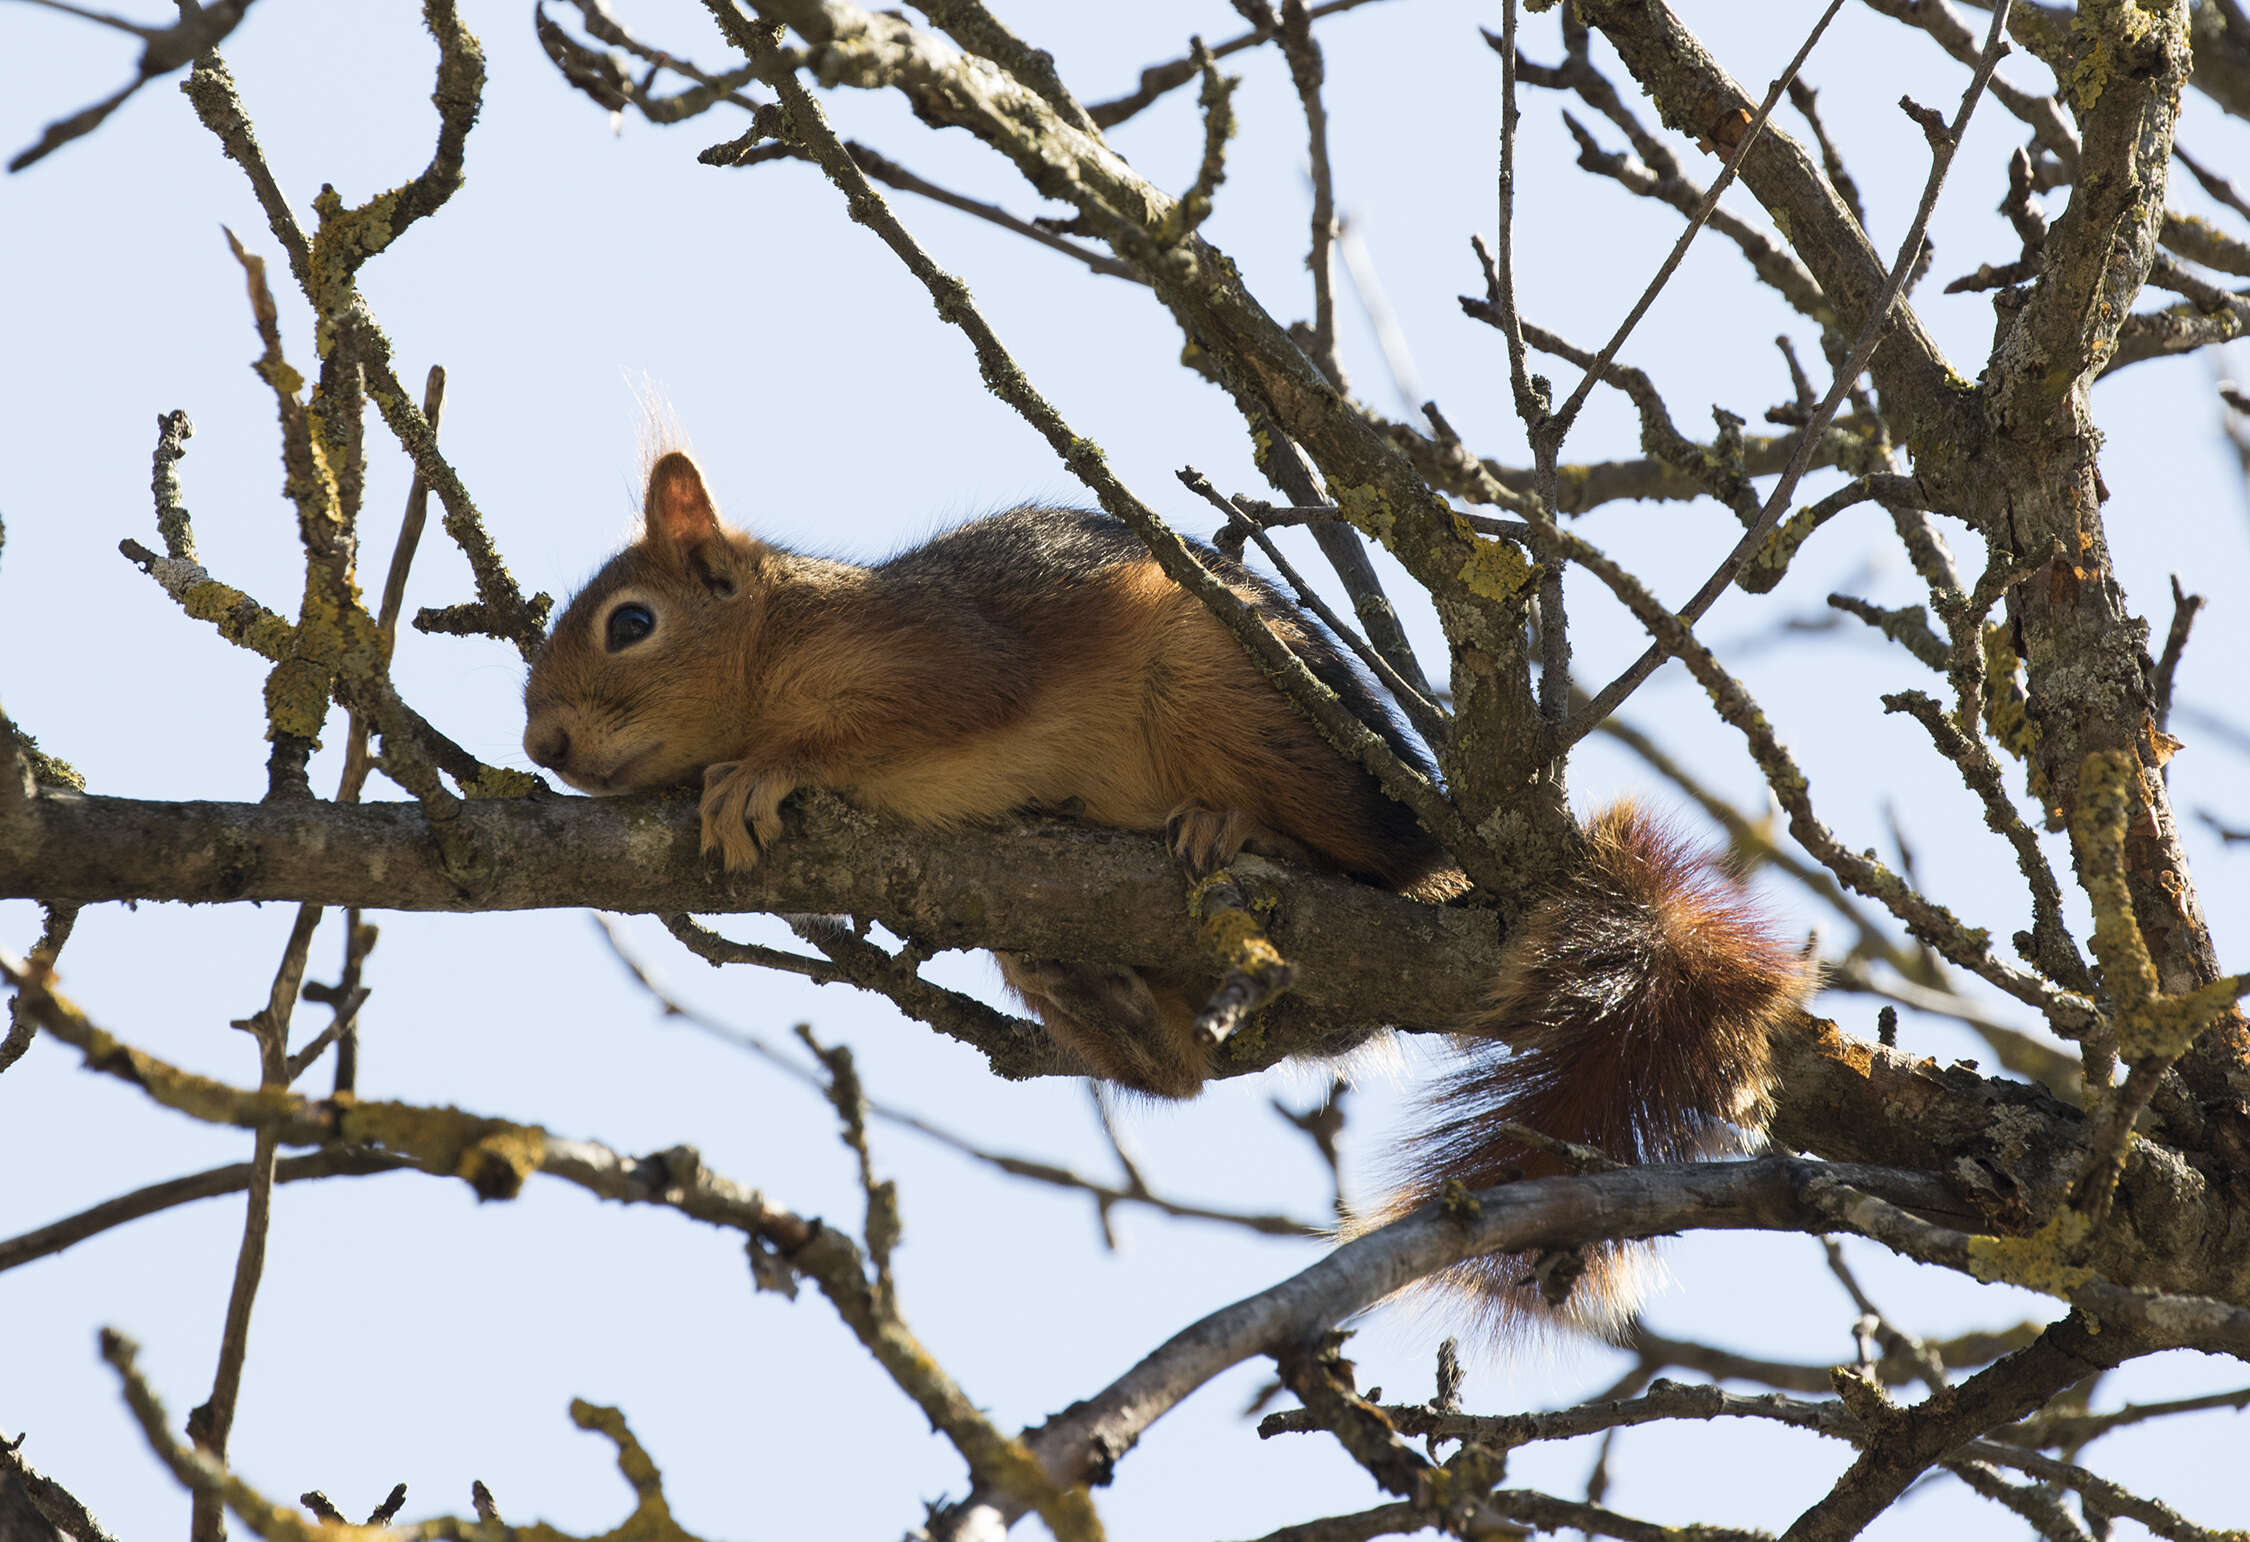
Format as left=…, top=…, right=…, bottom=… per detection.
left=644, top=451, right=721, bottom=552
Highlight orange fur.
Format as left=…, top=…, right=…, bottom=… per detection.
left=1371, top=806, right=1816, bottom=1340
left=524, top=451, right=1450, bottom=1095
left=526, top=452, right=1815, bottom=1338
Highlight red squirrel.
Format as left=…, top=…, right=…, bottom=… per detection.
left=523, top=449, right=1815, bottom=1335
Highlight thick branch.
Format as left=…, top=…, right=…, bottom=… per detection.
left=0, top=786, right=1498, bottom=1063
left=9, top=784, right=2246, bottom=1306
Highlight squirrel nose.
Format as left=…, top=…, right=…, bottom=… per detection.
left=525, top=724, right=571, bottom=771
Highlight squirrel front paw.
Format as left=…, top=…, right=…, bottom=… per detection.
left=700, top=762, right=791, bottom=870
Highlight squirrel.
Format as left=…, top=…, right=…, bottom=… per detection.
left=523, top=448, right=1816, bottom=1336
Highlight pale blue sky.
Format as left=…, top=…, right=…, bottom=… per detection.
left=3, top=2, right=2246, bottom=1538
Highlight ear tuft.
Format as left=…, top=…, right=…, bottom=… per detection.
left=645, top=451, right=721, bottom=551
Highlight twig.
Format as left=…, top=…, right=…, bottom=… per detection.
left=1881, top=689, right=2087, bottom=995
left=1268, top=1371, right=2231, bottom=1542
left=1781, top=1311, right=2155, bottom=1542
left=1821, top=1236, right=1948, bottom=1388
left=715, top=8, right=1503, bottom=892
left=2198, top=808, right=2250, bottom=846
left=1740, top=477, right=1922, bottom=596
left=181, top=50, right=553, bottom=664
left=795, top=1025, right=901, bottom=1309
left=1249, top=425, right=1444, bottom=720
left=1274, top=1334, right=1772, bottom=1542
left=1826, top=592, right=1949, bottom=669
left=1559, top=2, right=2014, bottom=752
left=1624, top=1320, right=2043, bottom=1397
left=189, top=891, right=323, bottom=1542
left=1335, top=216, right=1421, bottom=414
left=1532, top=94, right=1827, bottom=320
left=734, top=138, right=1140, bottom=281
left=609, top=919, right=1319, bottom=1238
left=1276, top=0, right=1340, bottom=387
left=1788, top=79, right=1865, bottom=228
left=1487, top=0, right=1573, bottom=725
left=0, top=1434, right=121, bottom=1542
left=0, top=1150, right=408, bottom=1276
left=1, top=902, right=77, bottom=1075
left=1271, top=1078, right=1349, bottom=1221
left=1184, top=863, right=1297, bottom=1049
left=1084, top=0, right=1390, bottom=129
left=1944, top=1460, right=2094, bottom=1542
left=284, top=989, right=370, bottom=1083
left=1170, top=42, right=1236, bottom=245
left=373, top=367, right=447, bottom=658
left=1233, top=1503, right=1426, bottom=1542
left=1522, top=519, right=2101, bottom=1033
left=1179, top=469, right=1447, bottom=746
left=656, top=913, right=836, bottom=979
left=1823, top=959, right=2083, bottom=1097
left=365, top=1486, right=408, bottom=1527
left=2154, top=574, right=2204, bottom=730
left=1541, top=0, right=1849, bottom=445
left=911, top=0, right=1095, bottom=135
left=661, top=913, right=1081, bottom=1079
left=2175, top=143, right=2250, bottom=225
left=6, top=0, right=256, bottom=172
left=538, top=0, right=762, bottom=121
left=105, top=1328, right=714, bottom=1542
left=2007, top=1384, right=2250, bottom=1448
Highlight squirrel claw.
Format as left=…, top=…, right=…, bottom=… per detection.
left=699, top=761, right=788, bottom=871
left=1165, top=803, right=1254, bottom=879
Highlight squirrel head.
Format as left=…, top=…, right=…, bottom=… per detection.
left=523, top=450, right=770, bottom=794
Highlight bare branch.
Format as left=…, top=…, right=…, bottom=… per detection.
left=1084, top=0, right=1391, bottom=129
left=7, top=0, right=256, bottom=172
left=0, top=1150, right=406, bottom=1277
left=597, top=919, right=1322, bottom=1238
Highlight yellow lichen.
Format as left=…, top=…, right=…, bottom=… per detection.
left=462, top=766, right=542, bottom=799
left=308, top=186, right=404, bottom=339
left=1740, top=505, right=1822, bottom=593
left=1185, top=868, right=1233, bottom=919
left=1454, top=519, right=1534, bottom=602
left=2075, top=748, right=2158, bottom=1009
left=2069, top=748, right=2245, bottom=1061
left=1334, top=483, right=1395, bottom=547
left=1965, top=1210, right=2096, bottom=1297
left=2068, top=0, right=2187, bottom=112
left=340, top=1103, right=547, bottom=1201
left=1201, top=907, right=1287, bottom=975
left=1981, top=624, right=2035, bottom=762
left=181, top=580, right=295, bottom=660
left=263, top=659, right=333, bottom=744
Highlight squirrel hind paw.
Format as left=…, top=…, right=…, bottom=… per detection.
left=996, top=953, right=1210, bottom=1099
left=699, top=762, right=790, bottom=870
left=1164, top=803, right=1256, bottom=878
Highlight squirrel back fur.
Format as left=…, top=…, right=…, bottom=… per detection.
left=525, top=450, right=1815, bottom=1332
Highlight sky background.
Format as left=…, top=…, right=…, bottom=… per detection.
left=3, top=1, right=2248, bottom=1538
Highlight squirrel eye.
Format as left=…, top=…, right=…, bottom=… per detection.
left=604, top=602, right=656, bottom=652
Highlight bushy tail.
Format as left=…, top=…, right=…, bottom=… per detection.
left=1383, top=804, right=1816, bottom=1342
